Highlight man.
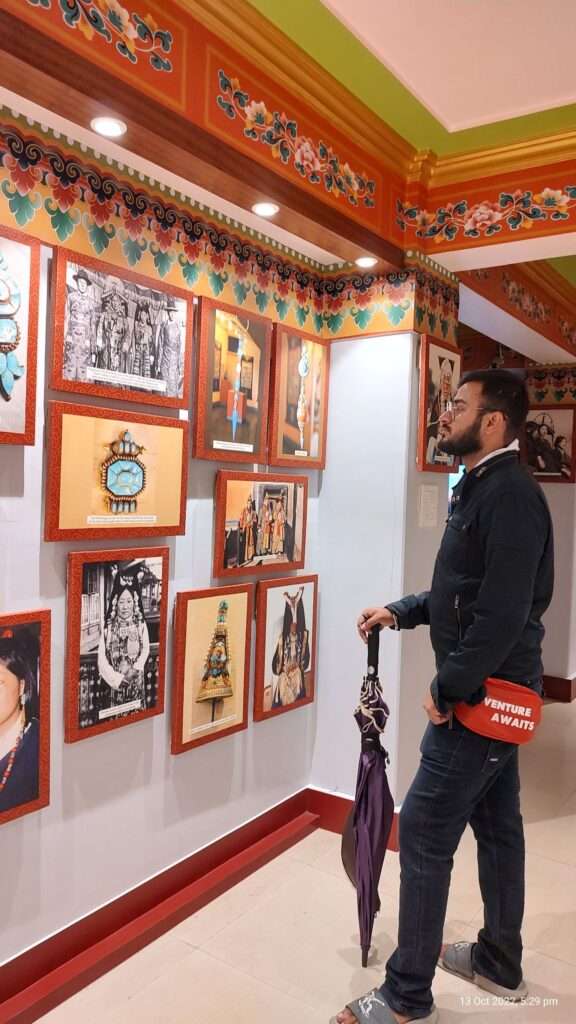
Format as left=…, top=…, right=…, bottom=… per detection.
left=332, top=370, right=554, bottom=1024
left=63, top=267, right=94, bottom=381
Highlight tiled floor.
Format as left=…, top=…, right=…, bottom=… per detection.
left=40, top=702, right=576, bottom=1023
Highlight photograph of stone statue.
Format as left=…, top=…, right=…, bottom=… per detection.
left=269, top=326, right=330, bottom=468
left=171, top=585, right=253, bottom=753
left=213, top=471, right=308, bottom=578
left=51, top=250, right=192, bottom=409
left=417, top=336, right=462, bottom=472
left=525, top=407, right=575, bottom=482
left=65, top=549, right=168, bottom=741
left=0, top=225, right=40, bottom=445
left=254, top=575, right=318, bottom=721
left=194, top=298, right=272, bottom=463
left=0, top=610, right=50, bottom=827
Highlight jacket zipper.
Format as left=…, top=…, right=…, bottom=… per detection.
left=449, top=594, right=462, bottom=730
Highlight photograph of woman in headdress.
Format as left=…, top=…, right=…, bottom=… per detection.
left=132, top=301, right=154, bottom=379
left=525, top=409, right=575, bottom=481
left=271, top=587, right=311, bottom=708
left=97, top=565, right=150, bottom=712
left=0, top=625, right=41, bottom=815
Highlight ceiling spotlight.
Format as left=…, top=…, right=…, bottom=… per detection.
left=90, top=116, right=127, bottom=139
left=251, top=201, right=280, bottom=218
left=355, top=256, right=378, bottom=269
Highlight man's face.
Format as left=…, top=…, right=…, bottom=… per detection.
left=437, top=381, right=488, bottom=457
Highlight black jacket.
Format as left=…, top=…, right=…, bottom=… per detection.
left=388, top=452, right=554, bottom=712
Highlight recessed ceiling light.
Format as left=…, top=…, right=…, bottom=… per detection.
left=90, top=116, right=127, bottom=139
left=251, top=201, right=279, bottom=218
left=355, top=256, right=378, bottom=269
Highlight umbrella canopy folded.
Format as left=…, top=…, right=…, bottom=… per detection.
left=341, top=627, right=395, bottom=967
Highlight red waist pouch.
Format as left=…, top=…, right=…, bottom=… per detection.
left=453, top=677, right=543, bottom=744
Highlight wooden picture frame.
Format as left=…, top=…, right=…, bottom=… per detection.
left=525, top=406, right=576, bottom=483
left=269, top=325, right=330, bottom=469
left=213, top=470, right=308, bottom=578
left=193, top=297, right=272, bottom=463
left=171, top=584, right=254, bottom=754
left=50, top=248, right=193, bottom=409
left=254, top=575, right=318, bottom=722
left=0, top=609, right=51, bottom=827
left=417, top=335, right=462, bottom=473
left=44, top=400, right=189, bottom=541
left=64, top=548, right=169, bottom=742
left=0, top=224, right=40, bottom=446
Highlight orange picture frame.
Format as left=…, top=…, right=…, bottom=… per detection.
left=50, top=248, right=194, bottom=409
left=0, top=224, right=40, bottom=446
left=0, top=609, right=51, bottom=827
left=253, top=574, right=318, bottom=722
left=64, top=547, right=169, bottom=742
left=269, top=324, right=330, bottom=469
left=213, top=470, right=308, bottom=579
left=44, top=400, right=189, bottom=541
left=171, top=583, right=254, bottom=754
left=417, top=335, right=462, bottom=473
left=193, top=297, right=272, bottom=463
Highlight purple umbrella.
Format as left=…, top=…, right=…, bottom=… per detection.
left=341, top=626, right=395, bottom=967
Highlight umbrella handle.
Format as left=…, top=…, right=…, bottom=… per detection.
left=367, top=625, right=380, bottom=676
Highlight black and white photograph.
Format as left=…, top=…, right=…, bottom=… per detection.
left=65, top=549, right=169, bottom=741
left=51, top=250, right=193, bottom=409
left=525, top=407, right=576, bottom=482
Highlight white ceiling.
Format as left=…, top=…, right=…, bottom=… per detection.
left=321, top=0, right=576, bottom=131
left=0, top=88, right=344, bottom=268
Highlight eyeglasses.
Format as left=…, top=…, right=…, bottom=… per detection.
left=444, top=401, right=507, bottom=421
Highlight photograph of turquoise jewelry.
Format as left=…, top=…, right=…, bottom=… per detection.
left=101, top=430, right=146, bottom=514
left=0, top=248, right=25, bottom=403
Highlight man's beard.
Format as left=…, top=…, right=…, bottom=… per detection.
left=437, top=415, right=483, bottom=457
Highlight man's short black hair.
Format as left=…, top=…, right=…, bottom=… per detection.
left=458, top=369, right=529, bottom=442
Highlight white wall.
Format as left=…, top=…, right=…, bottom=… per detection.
left=540, top=485, right=576, bottom=680
left=0, top=247, right=321, bottom=964
left=311, top=333, right=443, bottom=806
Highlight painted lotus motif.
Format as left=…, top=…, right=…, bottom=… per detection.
left=217, top=70, right=376, bottom=209
left=397, top=186, right=576, bottom=242
left=26, top=0, right=173, bottom=71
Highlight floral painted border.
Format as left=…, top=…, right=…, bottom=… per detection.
left=0, top=117, right=457, bottom=341
left=465, top=268, right=576, bottom=354
left=26, top=0, right=173, bottom=71
left=217, top=70, right=376, bottom=209
left=527, top=366, right=576, bottom=406
left=397, top=187, right=576, bottom=242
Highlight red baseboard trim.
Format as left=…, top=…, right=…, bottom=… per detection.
left=543, top=674, right=576, bottom=703
left=0, top=787, right=399, bottom=1024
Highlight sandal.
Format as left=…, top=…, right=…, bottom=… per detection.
left=329, top=989, right=439, bottom=1023
left=438, top=941, right=527, bottom=1001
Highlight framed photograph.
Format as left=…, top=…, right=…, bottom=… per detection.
left=194, top=298, right=272, bottom=462
left=0, top=225, right=40, bottom=445
left=525, top=406, right=576, bottom=483
left=50, top=249, right=193, bottom=409
left=213, top=471, right=308, bottom=578
left=171, top=584, right=253, bottom=753
left=269, top=326, right=330, bottom=468
left=64, top=548, right=168, bottom=741
left=417, top=335, right=462, bottom=473
left=0, top=610, right=50, bottom=827
left=44, top=401, right=189, bottom=541
left=254, top=575, right=318, bottom=721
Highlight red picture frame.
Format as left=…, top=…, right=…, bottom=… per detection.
left=171, top=584, right=254, bottom=754
left=254, top=575, right=318, bottom=722
left=0, top=224, right=40, bottom=446
left=0, top=609, right=51, bottom=827
left=269, top=324, right=330, bottom=469
left=44, top=400, right=189, bottom=541
left=417, top=335, right=462, bottom=473
left=50, top=248, right=194, bottom=409
left=193, top=297, right=272, bottom=463
left=525, top=405, right=576, bottom=483
left=64, top=548, right=169, bottom=742
left=213, top=470, right=308, bottom=579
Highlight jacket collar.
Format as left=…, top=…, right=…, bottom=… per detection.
left=451, top=451, right=519, bottom=512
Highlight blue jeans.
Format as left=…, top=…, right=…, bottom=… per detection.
left=379, top=715, right=525, bottom=1018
